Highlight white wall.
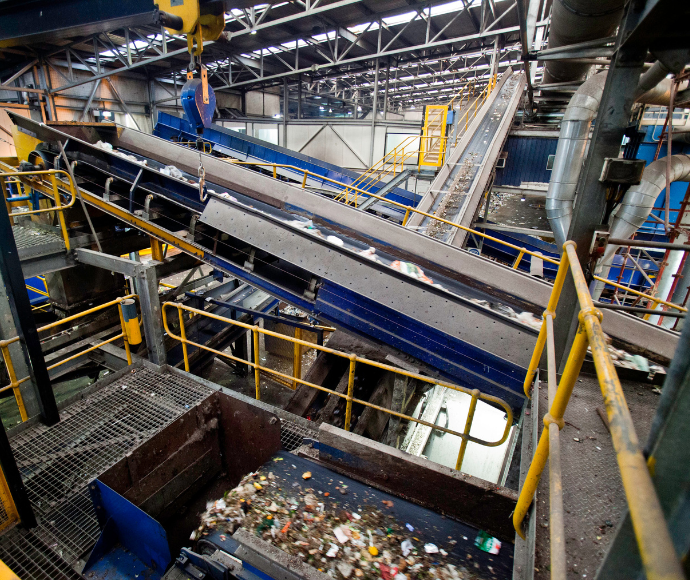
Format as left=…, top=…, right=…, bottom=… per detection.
left=245, top=90, right=280, bottom=117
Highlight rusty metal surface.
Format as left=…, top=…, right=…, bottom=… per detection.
left=532, top=374, right=658, bottom=579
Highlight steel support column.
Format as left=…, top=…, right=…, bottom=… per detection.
left=369, top=57, right=380, bottom=165
left=75, top=249, right=167, bottom=365
left=0, top=192, right=59, bottom=425
left=0, top=282, right=41, bottom=420
left=553, top=1, right=648, bottom=370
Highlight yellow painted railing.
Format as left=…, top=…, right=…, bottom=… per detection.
left=513, top=241, right=684, bottom=580
left=591, top=274, right=687, bottom=313
left=450, top=74, right=496, bottom=148
left=0, top=169, right=77, bottom=251
left=162, top=301, right=514, bottom=472
left=0, top=294, right=139, bottom=422
left=0, top=559, right=20, bottom=579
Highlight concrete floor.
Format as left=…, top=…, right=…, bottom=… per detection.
left=532, top=373, right=660, bottom=579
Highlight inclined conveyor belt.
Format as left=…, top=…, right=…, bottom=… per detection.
left=153, top=111, right=421, bottom=218
left=8, top=113, right=681, bottom=414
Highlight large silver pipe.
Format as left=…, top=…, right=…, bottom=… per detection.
left=546, top=69, right=686, bottom=249
left=634, top=61, right=672, bottom=100
left=545, top=72, right=607, bottom=248
left=542, top=0, right=626, bottom=84
left=602, top=154, right=690, bottom=264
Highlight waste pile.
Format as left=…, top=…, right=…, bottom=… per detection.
left=191, top=464, right=503, bottom=580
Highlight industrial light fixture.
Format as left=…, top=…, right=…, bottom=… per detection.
left=319, top=106, right=325, bottom=110
left=250, top=30, right=257, bottom=35
left=329, top=108, right=332, bottom=112
left=357, top=105, right=362, bottom=111
left=313, top=95, right=321, bottom=99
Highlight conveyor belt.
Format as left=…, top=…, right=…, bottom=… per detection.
left=154, top=112, right=420, bottom=214
left=408, top=72, right=525, bottom=247
left=7, top=113, right=680, bottom=410
left=207, top=451, right=513, bottom=580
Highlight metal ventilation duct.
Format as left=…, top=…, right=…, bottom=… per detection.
left=602, top=154, right=690, bottom=264
left=546, top=70, right=687, bottom=249
left=545, top=72, right=607, bottom=249
left=542, top=0, right=626, bottom=84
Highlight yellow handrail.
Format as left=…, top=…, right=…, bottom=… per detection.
left=163, top=301, right=514, bottom=472
left=0, top=168, right=78, bottom=251
left=513, top=241, right=684, bottom=580
left=0, top=294, right=139, bottom=421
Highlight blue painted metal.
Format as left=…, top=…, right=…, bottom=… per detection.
left=84, top=480, right=171, bottom=578
left=181, top=78, right=216, bottom=132
left=153, top=112, right=420, bottom=210
left=469, top=228, right=560, bottom=280
left=493, top=136, right=558, bottom=187
left=25, top=276, right=48, bottom=306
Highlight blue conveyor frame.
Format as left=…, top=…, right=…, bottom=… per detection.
left=153, top=112, right=421, bottom=212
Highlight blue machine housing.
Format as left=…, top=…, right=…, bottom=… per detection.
left=181, top=78, right=216, bottom=132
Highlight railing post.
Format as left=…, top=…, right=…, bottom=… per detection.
left=253, top=326, right=261, bottom=400
left=513, top=321, right=589, bottom=539
left=301, top=172, right=308, bottom=188
left=292, top=327, right=301, bottom=390
left=512, top=248, right=526, bottom=269
left=344, top=355, right=356, bottom=431
left=117, top=303, right=133, bottom=366
left=273, top=165, right=277, bottom=179
left=0, top=344, right=27, bottom=422
left=49, top=173, right=70, bottom=251
left=402, top=208, right=411, bottom=226
left=455, top=388, right=479, bottom=471
left=177, top=306, right=189, bottom=372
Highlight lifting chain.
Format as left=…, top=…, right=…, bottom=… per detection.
left=198, top=145, right=207, bottom=202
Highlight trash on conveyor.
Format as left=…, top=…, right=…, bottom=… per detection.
left=474, top=532, right=501, bottom=555
left=390, top=261, right=434, bottom=285
left=160, top=165, right=184, bottom=179
left=191, top=467, right=491, bottom=580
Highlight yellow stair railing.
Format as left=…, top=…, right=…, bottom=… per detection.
left=0, top=294, right=140, bottom=422
left=0, top=169, right=77, bottom=251
left=163, top=301, right=514, bottom=472
left=513, top=241, right=684, bottom=580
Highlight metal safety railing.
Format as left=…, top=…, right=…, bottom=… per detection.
left=162, top=301, right=514, bottom=471
left=0, top=558, right=20, bottom=579
left=0, top=169, right=77, bottom=251
left=333, top=134, right=449, bottom=206
left=0, top=294, right=139, bottom=422
left=0, top=465, right=18, bottom=535
left=513, top=241, right=684, bottom=580
left=591, top=273, right=687, bottom=314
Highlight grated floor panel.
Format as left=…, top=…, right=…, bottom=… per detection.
left=0, top=367, right=213, bottom=578
left=12, top=224, right=65, bottom=255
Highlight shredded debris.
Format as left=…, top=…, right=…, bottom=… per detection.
left=191, top=467, right=495, bottom=580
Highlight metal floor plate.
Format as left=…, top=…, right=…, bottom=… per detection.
left=0, top=366, right=214, bottom=578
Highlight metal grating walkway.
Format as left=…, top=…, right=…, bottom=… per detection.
left=0, top=366, right=213, bottom=579
left=12, top=224, right=66, bottom=258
